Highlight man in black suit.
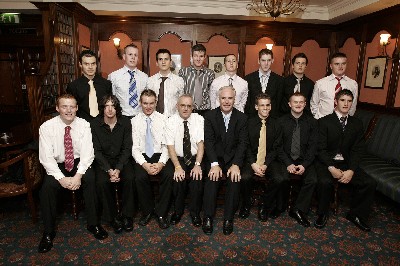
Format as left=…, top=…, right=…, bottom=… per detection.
left=277, top=92, right=318, bottom=227
left=281, top=53, right=314, bottom=115
left=67, top=50, right=112, bottom=122
left=314, top=89, right=376, bottom=231
left=202, top=86, right=248, bottom=235
left=239, top=93, right=282, bottom=222
left=244, top=48, right=283, bottom=118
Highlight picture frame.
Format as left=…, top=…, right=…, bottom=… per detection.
left=208, top=56, right=226, bottom=78
left=364, top=56, right=387, bottom=89
left=171, top=54, right=182, bottom=75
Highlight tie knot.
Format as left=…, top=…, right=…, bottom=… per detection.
left=183, top=120, right=188, bottom=125
left=340, top=116, right=346, bottom=123
left=336, top=77, right=342, bottom=82
left=65, top=126, right=71, bottom=133
left=88, top=79, right=93, bottom=86
left=128, top=70, right=135, bottom=77
left=261, top=119, right=266, bottom=125
left=146, top=117, right=151, bottom=124
left=161, top=77, right=168, bottom=82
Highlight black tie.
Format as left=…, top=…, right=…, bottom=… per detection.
left=340, top=116, right=347, bottom=131
left=156, top=77, right=168, bottom=113
left=290, top=118, right=301, bottom=161
left=183, top=121, right=192, bottom=165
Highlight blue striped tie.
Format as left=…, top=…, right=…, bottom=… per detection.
left=128, top=70, right=138, bottom=109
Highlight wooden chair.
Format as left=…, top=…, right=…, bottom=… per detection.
left=0, top=150, right=42, bottom=223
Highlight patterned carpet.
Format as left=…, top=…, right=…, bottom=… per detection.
left=0, top=193, right=399, bottom=265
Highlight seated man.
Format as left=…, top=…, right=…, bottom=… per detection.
left=131, top=89, right=172, bottom=229
left=239, top=93, right=282, bottom=221
left=165, top=94, right=205, bottom=227
left=38, top=94, right=106, bottom=253
left=203, top=86, right=248, bottom=235
left=277, top=92, right=318, bottom=227
left=91, top=95, right=135, bottom=234
left=315, top=89, right=376, bottom=231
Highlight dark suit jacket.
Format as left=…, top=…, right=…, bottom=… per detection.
left=66, top=74, right=112, bottom=122
left=244, top=70, right=283, bottom=118
left=281, top=74, right=314, bottom=115
left=246, top=116, right=281, bottom=166
left=204, top=108, right=248, bottom=168
left=317, top=113, right=365, bottom=171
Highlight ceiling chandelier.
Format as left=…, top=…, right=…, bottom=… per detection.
left=246, top=0, right=305, bottom=20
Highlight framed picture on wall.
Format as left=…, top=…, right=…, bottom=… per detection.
left=171, top=54, right=182, bottom=75
left=365, top=56, right=387, bottom=89
left=208, top=56, right=226, bottom=78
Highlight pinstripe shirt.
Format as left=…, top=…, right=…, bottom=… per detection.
left=178, top=66, right=215, bottom=110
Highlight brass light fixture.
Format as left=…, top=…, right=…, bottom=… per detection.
left=247, top=0, right=305, bottom=20
left=113, top=37, right=123, bottom=59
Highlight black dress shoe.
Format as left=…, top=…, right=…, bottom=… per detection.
left=38, top=232, right=56, bottom=253
left=258, top=206, right=268, bottom=222
left=155, top=216, right=170, bottom=229
left=346, top=214, right=371, bottom=232
left=270, top=208, right=283, bottom=219
left=289, top=209, right=311, bottom=227
left=202, top=216, right=213, bottom=235
left=170, top=213, right=182, bottom=225
left=239, top=206, right=251, bottom=219
left=223, top=220, right=234, bottom=235
left=138, top=212, right=153, bottom=226
left=87, top=225, right=108, bottom=240
left=190, top=214, right=202, bottom=227
left=314, top=214, right=328, bottom=229
left=121, top=215, right=134, bottom=232
left=111, top=217, right=123, bottom=234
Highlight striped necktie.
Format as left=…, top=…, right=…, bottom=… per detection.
left=128, top=70, right=138, bottom=109
left=64, top=126, right=74, bottom=172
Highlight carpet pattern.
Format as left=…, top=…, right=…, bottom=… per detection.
left=0, top=194, right=399, bottom=265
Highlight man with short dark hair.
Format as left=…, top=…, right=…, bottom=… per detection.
left=91, top=95, right=135, bottom=234
left=245, top=48, right=283, bottom=118
left=147, top=49, right=184, bottom=117
left=67, top=50, right=112, bottom=122
left=179, top=44, right=215, bottom=116
left=108, top=44, right=148, bottom=119
left=281, top=53, right=314, bottom=115
left=314, top=89, right=376, bottom=231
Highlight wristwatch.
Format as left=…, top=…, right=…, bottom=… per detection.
left=195, top=161, right=201, bottom=166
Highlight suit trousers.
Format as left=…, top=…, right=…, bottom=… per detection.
left=315, top=160, right=377, bottom=220
left=134, top=153, right=172, bottom=217
left=95, top=159, right=135, bottom=222
left=39, top=159, right=98, bottom=233
left=164, top=157, right=204, bottom=216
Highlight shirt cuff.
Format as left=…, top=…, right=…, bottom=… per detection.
left=211, top=162, right=219, bottom=167
left=53, top=172, right=65, bottom=180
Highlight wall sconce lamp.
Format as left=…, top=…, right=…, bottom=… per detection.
left=266, top=44, right=274, bottom=50
left=379, top=33, right=399, bottom=60
left=113, top=37, right=123, bottom=59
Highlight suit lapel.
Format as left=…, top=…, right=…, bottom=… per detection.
left=216, top=110, right=226, bottom=142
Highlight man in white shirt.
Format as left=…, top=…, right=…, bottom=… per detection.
left=210, top=54, right=248, bottom=112
left=38, top=94, right=106, bottom=254
left=310, top=52, right=358, bottom=119
left=146, top=49, right=184, bottom=117
left=108, top=44, right=148, bottom=118
left=131, top=89, right=172, bottom=229
left=165, top=94, right=204, bottom=227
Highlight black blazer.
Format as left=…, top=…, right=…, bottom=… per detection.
left=204, top=108, right=248, bottom=168
left=280, top=74, right=314, bottom=115
left=66, top=74, right=112, bottom=122
left=244, top=70, right=283, bottom=118
left=317, top=113, right=365, bottom=171
left=246, top=116, right=281, bottom=166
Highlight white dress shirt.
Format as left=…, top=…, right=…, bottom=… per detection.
left=210, top=73, right=248, bottom=112
left=310, top=74, right=358, bottom=119
left=39, top=116, right=94, bottom=180
left=165, top=113, right=204, bottom=157
left=108, top=66, right=148, bottom=116
left=146, top=72, right=184, bottom=117
left=131, top=111, right=169, bottom=165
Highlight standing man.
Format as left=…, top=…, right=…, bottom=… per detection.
left=239, top=93, right=282, bottom=221
left=310, top=52, right=358, bottom=119
left=131, top=89, right=172, bottom=229
left=165, top=94, right=204, bottom=227
left=314, top=89, right=376, bottom=231
left=108, top=44, right=148, bottom=119
left=38, top=94, right=106, bottom=253
left=277, top=92, right=318, bottom=227
left=147, top=49, right=184, bottom=117
left=178, top=44, right=215, bottom=116
left=202, top=86, right=248, bottom=235
left=245, top=48, right=283, bottom=118
left=91, top=95, right=135, bottom=234
left=67, top=50, right=112, bottom=122
left=281, top=53, right=314, bottom=115
left=210, top=54, right=248, bottom=112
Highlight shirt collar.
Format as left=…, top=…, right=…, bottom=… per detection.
left=124, top=65, right=137, bottom=74
left=190, top=65, right=204, bottom=73
left=221, top=110, right=232, bottom=119
left=334, top=110, right=348, bottom=120
left=259, top=69, right=271, bottom=78
left=157, top=72, right=172, bottom=80
left=224, top=73, right=237, bottom=80
left=329, top=73, right=348, bottom=81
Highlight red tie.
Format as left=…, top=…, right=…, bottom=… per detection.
left=64, top=126, right=74, bottom=172
left=335, top=77, right=342, bottom=95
